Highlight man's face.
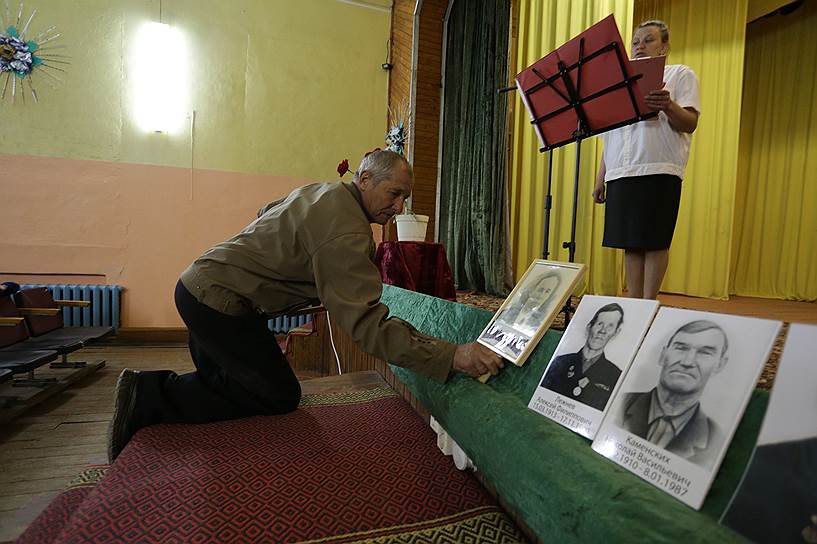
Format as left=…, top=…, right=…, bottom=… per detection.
left=586, top=310, right=622, bottom=351
left=358, top=165, right=413, bottom=225
left=631, top=25, right=667, bottom=59
left=658, top=328, right=728, bottom=395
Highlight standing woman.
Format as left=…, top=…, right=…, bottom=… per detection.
left=593, top=20, right=700, bottom=299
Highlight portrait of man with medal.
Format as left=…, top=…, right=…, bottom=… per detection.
left=541, top=303, right=624, bottom=411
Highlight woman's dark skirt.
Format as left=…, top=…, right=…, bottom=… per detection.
left=603, top=174, right=682, bottom=250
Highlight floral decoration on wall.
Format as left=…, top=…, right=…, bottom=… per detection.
left=1, top=1, right=66, bottom=104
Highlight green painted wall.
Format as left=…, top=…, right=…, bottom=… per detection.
left=0, top=0, right=392, bottom=180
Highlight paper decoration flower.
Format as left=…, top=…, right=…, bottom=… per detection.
left=0, top=33, right=38, bottom=75
left=386, top=123, right=406, bottom=156
left=386, top=101, right=410, bottom=156
left=1, top=3, right=66, bottom=104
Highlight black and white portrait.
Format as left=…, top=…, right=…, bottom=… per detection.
left=540, top=296, right=658, bottom=414
left=594, top=307, right=781, bottom=510
left=541, top=302, right=624, bottom=410
left=494, top=270, right=562, bottom=337
left=530, top=296, right=658, bottom=439
left=478, top=260, right=585, bottom=366
left=722, top=323, right=817, bottom=544
left=616, top=319, right=730, bottom=469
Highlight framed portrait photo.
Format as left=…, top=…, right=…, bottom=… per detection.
left=528, top=295, right=659, bottom=439
left=477, top=260, right=586, bottom=367
left=592, top=307, right=781, bottom=510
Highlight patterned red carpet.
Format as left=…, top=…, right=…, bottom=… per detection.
left=18, top=388, right=525, bottom=543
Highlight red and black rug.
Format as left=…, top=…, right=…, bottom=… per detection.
left=18, top=388, right=525, bottom=543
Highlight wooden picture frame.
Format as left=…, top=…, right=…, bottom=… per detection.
left=477, top=259, right=586, bottom=367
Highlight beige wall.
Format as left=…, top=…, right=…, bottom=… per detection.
left=0, top=0, right=392, bottom=327
left=1, top=154, right=308, bottom=327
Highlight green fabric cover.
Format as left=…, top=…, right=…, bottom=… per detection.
left=382, top=285, right=763, bottom=543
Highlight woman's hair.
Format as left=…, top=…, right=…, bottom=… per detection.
left=637, top=19, right=669, bottom=43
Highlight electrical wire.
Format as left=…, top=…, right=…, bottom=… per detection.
left=326, top=311, right=342, bottom=375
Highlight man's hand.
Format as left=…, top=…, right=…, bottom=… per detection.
left=453, top=342, right=504, bottom=378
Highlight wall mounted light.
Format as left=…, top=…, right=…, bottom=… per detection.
left=131, top=21, right=188, bottom=134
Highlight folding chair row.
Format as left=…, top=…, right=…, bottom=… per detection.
left=0, top=302, right=63, bottom=386
left=0, top=349, right=60, bottom=387
left=14, top=287, right=114, bottom=346
left=0, top=287, right=114, bottom=385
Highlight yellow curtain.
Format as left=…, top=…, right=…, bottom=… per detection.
left=730, top=2, right=817, bottom=301
left=626, top=0, right=748, bottom=298
left=510, top=0, right=750, bottom=299
left=509, top=0, right=632, bottom=294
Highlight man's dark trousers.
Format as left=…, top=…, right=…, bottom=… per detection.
left=132, top=281, right=302, bottom=428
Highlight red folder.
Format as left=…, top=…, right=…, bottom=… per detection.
left=515, top=15, right=658, bottom=151
left=630, top=55, right=666, bottom=95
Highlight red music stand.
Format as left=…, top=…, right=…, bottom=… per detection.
left=513, top=15, right=663, bottom=324
left=516, top=14, right=658, bottom=152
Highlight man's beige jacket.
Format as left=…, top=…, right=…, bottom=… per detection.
left=181, top=181, right=454, bottom=382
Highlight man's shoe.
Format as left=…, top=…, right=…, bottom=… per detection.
left=107, top=369, right=141, bottom=463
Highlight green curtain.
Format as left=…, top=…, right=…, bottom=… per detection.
left=439, top=0, right=511, bottom=296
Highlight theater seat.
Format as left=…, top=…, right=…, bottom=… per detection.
left=0, top=297, right=83, bottom=355
left=0, top=297, right=80, bottom=379
left=14, top=287, right=113, bottom=346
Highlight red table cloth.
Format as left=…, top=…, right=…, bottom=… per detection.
left=374, top=241, right=457, bottom=301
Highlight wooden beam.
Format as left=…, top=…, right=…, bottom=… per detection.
left=54, top=300, right=91, bottom=308
left=0, top=317, right=24, bottom=327
left=17, top=308, right=60, bottom=316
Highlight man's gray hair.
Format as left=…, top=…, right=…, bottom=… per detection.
left=638, top=19, right=669, bottom=43
left=666, top=320, right=729, bottom=357
left=353, top=150, right=413, bottom=185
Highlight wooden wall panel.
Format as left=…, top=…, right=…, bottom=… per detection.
left=388, top=0, right=414, bottom=121
left=386, top=0, right=449, bottom=242
left=386, top=0, right=414, bottom=241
